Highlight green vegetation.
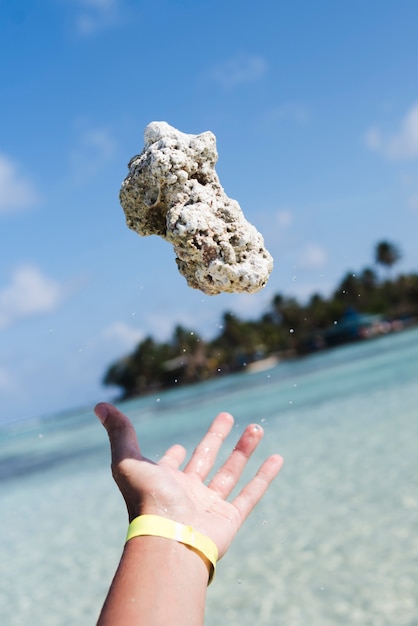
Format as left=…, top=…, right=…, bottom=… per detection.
left=375, top=240, right=402, bottom=275
left=103, top=241, right=418, bottom=399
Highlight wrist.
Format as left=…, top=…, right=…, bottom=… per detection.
left=124, top=533, right=210, bottom=587
left=126, top=515, right=218, bottom=584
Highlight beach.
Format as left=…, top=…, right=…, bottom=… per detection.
left=1, top=328, right=417, bottom=625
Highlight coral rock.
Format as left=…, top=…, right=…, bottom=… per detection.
left=120, top=121, right=273, bottom=295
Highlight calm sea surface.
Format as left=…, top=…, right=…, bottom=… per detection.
left=1, top=328, right=417, bottom=625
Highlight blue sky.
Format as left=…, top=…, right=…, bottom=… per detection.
left=1, top=0, right=418, bottom=423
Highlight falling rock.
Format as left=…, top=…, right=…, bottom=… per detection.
left=120, top=121, right=273, bottom=295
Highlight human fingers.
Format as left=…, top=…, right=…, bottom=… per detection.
left=158, top=444, right=187, bottom=470
left=183, top=412, right=234, bottom=479
left=231, top=454, right=284, bottom=523
left=95, top=402, right=143, bottom=465
left=208, top=423, right=265, bottom=499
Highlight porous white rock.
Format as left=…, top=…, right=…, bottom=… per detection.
left=120, top=121, right=273, bottom=295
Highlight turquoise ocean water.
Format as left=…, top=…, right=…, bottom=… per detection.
left=1, top=328, right=417, bottom=625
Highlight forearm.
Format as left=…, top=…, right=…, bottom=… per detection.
left=97, top=535, right=209, bottom=626
left=94, top=402, right=283, bottom=624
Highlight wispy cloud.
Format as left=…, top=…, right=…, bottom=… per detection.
left=102, top=321, right=144, bottom=350
left=365, top=102, right=418, bottom=159
left=72, top=0, right=120, bottom=35
left=0, top=265, right=65, bottom=330
left=69, top=126, right=116, bottom=181
left=144, top=310, right=201, bottom=342
left=211, top=53, right=267, bottom=89
left=0, top=153, right=40, bottom=216
left=298, top=243, right=328, bottom=269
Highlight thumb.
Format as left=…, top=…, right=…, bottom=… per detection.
left=95, top=402, right=142, bottom=465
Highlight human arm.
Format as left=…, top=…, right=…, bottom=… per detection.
left=94, top=402, right=283, bottom=626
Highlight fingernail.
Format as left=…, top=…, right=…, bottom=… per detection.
left=95, top=403, right=109, bottom=424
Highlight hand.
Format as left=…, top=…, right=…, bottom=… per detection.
left=95, top=402, right=283, bottom=559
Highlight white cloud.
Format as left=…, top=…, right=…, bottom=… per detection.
left=211, top=53, right=267, bottom=89
left=70, top=127, right=115, bottom=181
left=102, top=321, right=143, bottom=350
left=365, top=102, right=418, bottom=159
left=73, top=0, right=119, bottom=35
left=298, top=243, right=328, bottom=269
left=0, top=265, right=65, bottom=330
left=0, top=153, right=40, bottom=215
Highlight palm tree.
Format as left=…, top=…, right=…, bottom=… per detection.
left=375, top=241, right=401, bottom=277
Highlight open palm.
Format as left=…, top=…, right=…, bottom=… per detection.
left=95, top=403, right=283, bottom=559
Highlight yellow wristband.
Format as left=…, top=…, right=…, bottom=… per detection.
left=126, top=515, right=218, bottom=584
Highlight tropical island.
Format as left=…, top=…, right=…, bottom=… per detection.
left=103, top=241, right=418, bottom=400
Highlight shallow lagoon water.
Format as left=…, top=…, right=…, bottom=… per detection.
left=1, top=328, right=417, bottom=625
